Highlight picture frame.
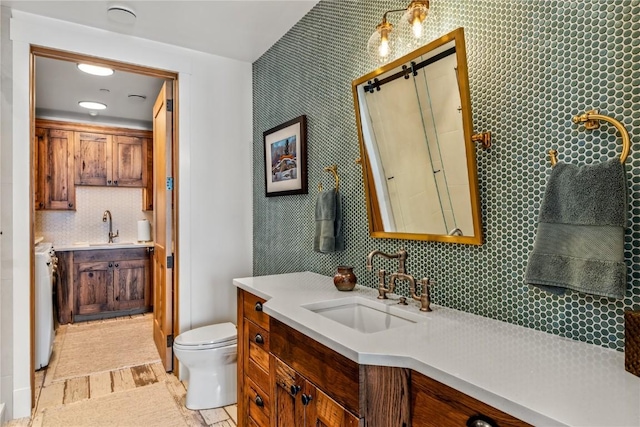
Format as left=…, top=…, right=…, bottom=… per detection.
left=264, top=115, right=308, bottom=197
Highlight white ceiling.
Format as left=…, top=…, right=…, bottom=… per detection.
left=6, top=0, right=319, bottom=126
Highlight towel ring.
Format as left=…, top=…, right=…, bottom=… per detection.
left=318, top=165, right=339, bottom=192
left=549, top=110, right=631, bottom=166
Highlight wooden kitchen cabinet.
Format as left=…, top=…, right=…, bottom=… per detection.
left=56, top=247, right=152, bottom=323
left=34, top=126, right=75, bottom=210
left=75, top=131, right=145, bottom=187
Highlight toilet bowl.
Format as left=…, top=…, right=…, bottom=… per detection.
left=173, top=322, right=238, bottom=410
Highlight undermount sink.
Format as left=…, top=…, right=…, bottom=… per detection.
left=89, top=242, right=135, bottom=246
left=302, top=296, right=427, bottom=334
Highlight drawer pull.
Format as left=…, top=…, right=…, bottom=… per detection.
left=254, top=334, right=264, bottom=344
left=290, top=385, right=301, bottom=396
left=466, top=415, right=497, bottom=427
left=254, top=302, right=263, bottom=312
left=254, top=394, right=264, bottom=407
left=301, top=394, right=312, bottom=406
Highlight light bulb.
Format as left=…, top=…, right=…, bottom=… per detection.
left=379, top=38, right=390, bottom=58
left=412, top=19, right=423, bottom=38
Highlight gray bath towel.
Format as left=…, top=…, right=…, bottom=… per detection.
left=313, top=190, right=344, bottom=253
left=525, top=157, right=627, bottom=298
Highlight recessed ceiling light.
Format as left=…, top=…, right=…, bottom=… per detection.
left=107, top=5, right=137, bottom=25
left=79, top=101, right=107, bottom=110
left=77, top=63, right=114, bottom=76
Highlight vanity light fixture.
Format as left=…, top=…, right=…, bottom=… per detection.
left=77, top=63, right=114, bottom=76
left=367, top=1, right=430, bottom=63
left=78, top=101, right=107, bottom=110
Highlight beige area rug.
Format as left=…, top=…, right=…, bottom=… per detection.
left=41, top=381, right=187, bottom=427
left=51, top=316, right=160, bottom=381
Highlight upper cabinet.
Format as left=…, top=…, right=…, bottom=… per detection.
left=34, top=126, right=76, bottom=210
left=35, top=120, right=153, bottom=210
left=75, top=131, right=146, bottom=187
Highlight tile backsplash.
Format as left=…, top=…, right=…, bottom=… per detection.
left=36, top=186, right=152, bottom=246
left=252, top=0, right=640, bottom=351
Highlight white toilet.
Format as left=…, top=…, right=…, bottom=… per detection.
left=173, top=322, right=238, bottom=410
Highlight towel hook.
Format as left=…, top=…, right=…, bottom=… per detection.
left=549, top=110, right=631, bottom=166
left=319, top=165, right=339, bottom=192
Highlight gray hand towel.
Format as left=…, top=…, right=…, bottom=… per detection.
left=314, top=190, right=344, bottom=253
left=525, top=157, right=627, bottom=298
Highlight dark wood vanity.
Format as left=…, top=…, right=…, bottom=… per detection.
left=238, top=288, right=529, bottom=427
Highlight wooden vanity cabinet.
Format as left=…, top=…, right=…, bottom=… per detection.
left=34, top=126, right=75, bottom=210
left=55, top=247, right=153, bottom=323
left=411, top=371, right=531, bottom=427
left=238, top=289, right=528, bottom=427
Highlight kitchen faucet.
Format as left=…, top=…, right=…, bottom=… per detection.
left=102, top=210, right=119, bottom=243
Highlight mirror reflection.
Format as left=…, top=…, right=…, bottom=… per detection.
left=353, top=28, right=483, bottom=245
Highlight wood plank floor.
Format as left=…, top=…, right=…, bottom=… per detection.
left=7, top=314, right=237, bottom=427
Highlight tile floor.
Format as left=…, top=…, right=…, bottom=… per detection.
left=4, top=315, right=237, bottom=427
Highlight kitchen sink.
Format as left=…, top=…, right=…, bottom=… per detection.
left=302, top=296, right=427, bottom=334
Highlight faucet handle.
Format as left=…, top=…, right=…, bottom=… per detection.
left=418, top=278, right=433, bottom=312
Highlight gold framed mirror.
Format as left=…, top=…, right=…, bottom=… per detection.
left=352, top=27, right=483, bottom=245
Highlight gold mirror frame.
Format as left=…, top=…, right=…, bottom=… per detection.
left=352, top=27, right=483, bottom=245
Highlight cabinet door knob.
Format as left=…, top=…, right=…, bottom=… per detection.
left=114, top=263, right=119, bottom=268
left=115, top=296, right=119, bottom=301
left=39, top=202, right=44, bottom=208
left=290, top=385, right=301, bottom=396
left=254, top=394, right=264, bottom=407
left=466, top=415, right=497, bottom=427
left=68, top=203, right=73, bottom=208
left=254, top=302, right=263, bottom=312
left=108, top=263, right=113, bottom=268
left=301, top=394, right=312, bottom=406
left=254, top=334, right=264, bottom=344
left=114, top=180, right=118, bottom=185
left=108, top=180, right=112, bottom=185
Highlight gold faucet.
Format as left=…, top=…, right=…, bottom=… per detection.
left=366, top=248, right=408, bottom=299
left=412, top=278, right=433, bottom=312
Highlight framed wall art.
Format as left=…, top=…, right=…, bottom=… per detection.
left=264, top=115, right=308, bottom=197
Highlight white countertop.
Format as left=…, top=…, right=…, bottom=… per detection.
left=233, top=272, right=640, bottom=427
left=55, top=241, right=154, bottom=251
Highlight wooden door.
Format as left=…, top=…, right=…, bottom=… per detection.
left=304, top=383, right=359, bottom=427
left=34, top=127, right=47, bottom=210
left=273, top=357, right=304, bottom=427
left=112, top=135, right=144, bottom=187
left=44, top=128, right=75, bottom=210
left=75, top=261, right=113, bottom=316
left=74, top=131, right=111, bottom=186
left=113, top=258, right=149, bottom=311
left=152, top=81, right=174, bottom=371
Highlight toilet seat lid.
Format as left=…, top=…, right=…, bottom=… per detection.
left=175, top=322, right=237, bottom=347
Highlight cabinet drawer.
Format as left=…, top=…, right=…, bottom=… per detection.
left=243, top=292, right=269, bottom=330
left=411, top=371, right=530, bottom=427
left=245, top=378, right=270, bottom=427
left=248, top=320, right=269, bottom=354
left=247, top=320, right=270, bottom=391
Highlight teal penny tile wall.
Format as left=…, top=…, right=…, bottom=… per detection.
left=252, top=0, right=640, bottom=351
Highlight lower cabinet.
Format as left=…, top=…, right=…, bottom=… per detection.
left=237, top=289, right=530, bottom=427
left=56, top=247, right=153, bottom=323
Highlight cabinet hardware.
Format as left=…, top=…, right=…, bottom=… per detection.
left=254, top=334, right=264, bottom=344
left=114, top=180, right=118, bottom=185
left=68, top=203, right=73, bottom=208
left=108, top=180, right=112, bottom=185
left=301, top=394, right=313, bottom=406
left=254, top=302, right=263, bottom=312
left=290, top=385, right=301, bottom=396
left=114, top=263, right=119, bottom=268
left=108, top=263, right=113, bottom=268
left=466, top=415, right=497, bottom=427
left=115, top=296, right=119, bottom=301
left=254, top=394, right=264, bottom=407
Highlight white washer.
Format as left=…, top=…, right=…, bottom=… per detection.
left=35, top=242, right=55, bottom=369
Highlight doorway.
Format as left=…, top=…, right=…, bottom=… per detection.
left=29, top=46, right=180, bottom=407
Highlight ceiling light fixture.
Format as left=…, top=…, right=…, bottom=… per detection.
left=78, top=101, right=107, bottom=110
left=107, top=5, right=137, bottom=25
left=367, top=1, right=430, bottom=63
left=127, top=94, right=147, bottom=103
left=77, top=63, right=114, bottom=76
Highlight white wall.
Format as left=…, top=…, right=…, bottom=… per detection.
left=4, top=10, right=253, bottom=419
